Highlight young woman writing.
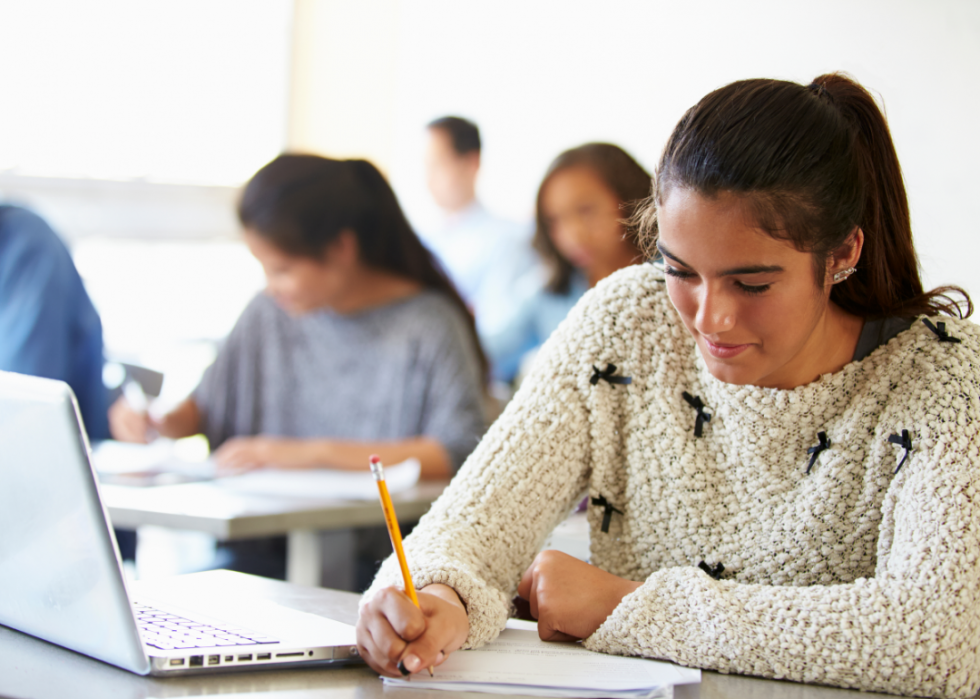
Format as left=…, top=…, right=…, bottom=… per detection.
left=110, top=155, right=486, bottom=481
left=357, top=75, right=980, bottom=698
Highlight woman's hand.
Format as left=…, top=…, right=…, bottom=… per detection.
left=109, top=396, right=201, bottom=444
left=108, top=396, right=153, bottom=443
left=211, top=436, right=312, bottom=473
left=518, top=550, right=642, bottom=642
left=357, top=584, right=469, bottom=677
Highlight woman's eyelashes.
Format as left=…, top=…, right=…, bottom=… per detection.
left=664, top=265, right=695, bottom=280
left=665, top=266, right=772, bottom=295
left=735, top=281, right=771, bottom=295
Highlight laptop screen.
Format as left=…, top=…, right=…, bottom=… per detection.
left=0, top=371, right=150, bottom=674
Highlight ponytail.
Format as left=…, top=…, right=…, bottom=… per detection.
left=645, top=73, right=971, bottom=320
left=811, top=74, right=971, bottom=319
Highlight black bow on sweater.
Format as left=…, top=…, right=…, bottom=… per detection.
left=591, top=495, right=622, bottom=533
left=698, top=561, right=725, bottom=580
left=682, top=392, right=712, bottom=438
left=922, top=318, right=961, bottom=343
left=889, top=429, right=913, bottom=474
left=806, top=431, right=831, bottom=475
left=590, top=363, right=632, bottom=388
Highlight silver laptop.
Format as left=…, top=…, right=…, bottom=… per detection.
left=0, top=370, right=361, bottom=675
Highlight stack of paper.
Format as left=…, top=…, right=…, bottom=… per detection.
left=217, top=458, right=421, bottom=499
left=383, top=619, right=700, bottom=698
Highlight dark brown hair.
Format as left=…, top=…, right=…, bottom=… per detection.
left=535, top=143, right=652, bottom=294
left=638, top=73, right=971, bottom=319
left=238, top=153, right=488, bottom=377
left=427, top=116, right=481, bottom=155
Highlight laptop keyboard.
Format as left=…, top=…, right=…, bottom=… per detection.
left=134, top=601, right=280, bottom=651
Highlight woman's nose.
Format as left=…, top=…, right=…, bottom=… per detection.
left=695, top=286, right=736, bottom=336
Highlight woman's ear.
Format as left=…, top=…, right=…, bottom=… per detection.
left=826, top=227, right=864, bottom=285
left=323, top=229, right=361, bottom=267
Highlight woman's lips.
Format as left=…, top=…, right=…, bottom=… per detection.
left=703, top=338, right=751, bottom=359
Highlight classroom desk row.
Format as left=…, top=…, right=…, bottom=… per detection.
left=1, top=570, right=930, bottom=699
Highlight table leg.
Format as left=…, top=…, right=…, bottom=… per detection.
left=286, top=529, right=321, bottom=586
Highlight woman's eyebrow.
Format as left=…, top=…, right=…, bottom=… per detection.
left=656, top=242, right=688, bottom=266
left=656, top=242, right=783, bottom=276
left=721, top=264, right=784, bottom=275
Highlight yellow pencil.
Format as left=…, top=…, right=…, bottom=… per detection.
left=369, top=455, right=434, bottom=677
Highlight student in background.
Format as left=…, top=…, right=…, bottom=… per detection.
left=110, top=155, right=486, bottom=482
left=485, top=143, right=651, bottom=382
left=421, top=116, right=539, bottom=340
left=0, top=204, right=138, bottom=563
left=358, top=74, right=980, bottom=699
left=0, top=204, right=108, bottom=440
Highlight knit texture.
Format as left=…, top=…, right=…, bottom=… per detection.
left=364, top=264, right=980, bottom=698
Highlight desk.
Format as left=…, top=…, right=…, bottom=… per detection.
left=101, top=481, right=448, bottom=586
left=0, top=570, right=936, bottom=699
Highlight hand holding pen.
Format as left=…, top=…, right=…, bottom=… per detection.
left=356, top=456, right=469, bottom=678
left=108, top=381, right=159, bottom=443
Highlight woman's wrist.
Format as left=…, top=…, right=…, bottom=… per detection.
left=155, top=413, right=191, bottom=439
left=155, top=398, right=201, bottom=439
left=422, top=583, right=466, bottom=612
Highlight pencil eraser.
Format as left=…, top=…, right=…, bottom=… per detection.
left=369, top=455, right=381, bottom=464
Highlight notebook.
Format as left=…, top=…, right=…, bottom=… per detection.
left=383, top=619, right=700, bottom=698
left=0, top=370, right=361, bottom=676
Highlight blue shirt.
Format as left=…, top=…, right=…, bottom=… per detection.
left=417, top=202, right=540, bottom=338
left=484, top=272, right=589, bottom=382
left=0, top=205, right=108, bottom=439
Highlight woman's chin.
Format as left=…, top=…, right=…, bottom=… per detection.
left=700, top=354, right=759, bottom=386
left=275, top=299, right=311, bottom=317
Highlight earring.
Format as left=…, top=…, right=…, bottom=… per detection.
left=832, top=266, right=857, bottom=283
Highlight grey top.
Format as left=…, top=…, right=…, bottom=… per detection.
left=193, top=291, right=486, bottom=472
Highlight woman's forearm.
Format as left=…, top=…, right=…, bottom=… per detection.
left=301, top=436, right=452, bottom=480
left=155, top=397, right=202, bottom=439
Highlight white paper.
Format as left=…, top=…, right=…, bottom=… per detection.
left=384, top=682, right=672, bottom=699
left=91, top=440, right=215, bottom=484
left=93, top=441, right=421, bottom=498
left=217, top=458, right=421, bottom=499
left=383, top=619, right=699, bottom=698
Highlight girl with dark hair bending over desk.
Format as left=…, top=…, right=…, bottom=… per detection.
left=110, top=155, right=486, bottom=482
left=358, top=74, right=980, bottom=698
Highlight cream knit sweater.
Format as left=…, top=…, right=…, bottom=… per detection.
left=365, top=264, right=980, bottom=698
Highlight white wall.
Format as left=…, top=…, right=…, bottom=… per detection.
left=381, top=0, right=980, bottom=300
left=0, top=0, right=292, bottom=186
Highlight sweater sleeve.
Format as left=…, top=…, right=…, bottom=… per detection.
left=585, top=380, right=980, bottom=699
left=362, top=293, right=597, bottom=648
